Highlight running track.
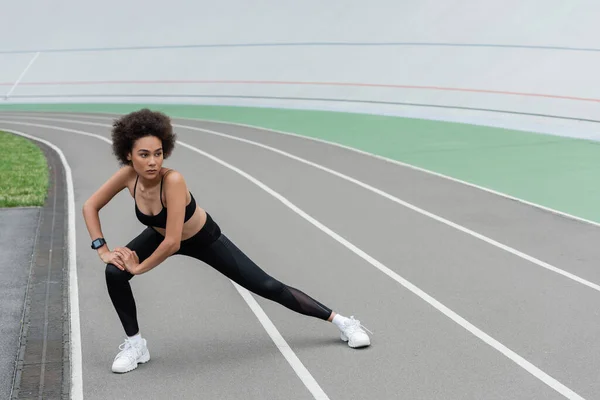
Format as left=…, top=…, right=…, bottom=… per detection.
left=2, top=111, right=600, bottom=400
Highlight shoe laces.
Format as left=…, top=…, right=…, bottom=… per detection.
left=344, top=316, right=373, bottom=335
left=115, top=338, right=141, bottom=362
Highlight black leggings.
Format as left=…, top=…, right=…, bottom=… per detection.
left=105, top=213, right=333, bottom=336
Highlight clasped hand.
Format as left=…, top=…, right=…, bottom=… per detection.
left=101, top=247, right=139, bottom=274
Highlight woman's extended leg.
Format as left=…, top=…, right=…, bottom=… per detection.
left=180, top=233, right=371, bottom=348
left=105, top=227, right=163, bottom=372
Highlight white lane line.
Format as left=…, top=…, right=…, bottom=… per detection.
left=6, top=115, right=600, bottom=295
left=2, top=128, right=83, bottom=400
left=0, top=119, right=585, bottom=400
left=0, top=121, right=330, bottom=400
left=6, top=110, right=600, bottom=229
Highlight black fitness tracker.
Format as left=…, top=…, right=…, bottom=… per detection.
left=91, top=238, right=106, bottom=250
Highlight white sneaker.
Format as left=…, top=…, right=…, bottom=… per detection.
left=339, top=316, right=371, bottom=348
left=111, top=337, right=150, bottom=373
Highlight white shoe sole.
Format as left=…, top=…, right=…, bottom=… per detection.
left=341, top=333, right=371, bottom=348
left=112, top=349, right=151, bottom=373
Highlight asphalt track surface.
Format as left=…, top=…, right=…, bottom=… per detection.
left=2, top=111, right=600, bottom=400
left=0, top=208, right=40, bottom=400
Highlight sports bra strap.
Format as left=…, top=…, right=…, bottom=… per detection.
left=133, top=175, right=139, bottom=199
left=159, top=169, right=174, bottom=207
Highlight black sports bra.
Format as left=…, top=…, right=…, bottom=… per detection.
left=134, top=171, right=196, bottom=229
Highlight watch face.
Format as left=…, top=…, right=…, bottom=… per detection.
left=92, top=238, right=105, bottom=249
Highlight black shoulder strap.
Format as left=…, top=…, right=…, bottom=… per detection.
left=133, top=175, right=139, bottom=198
left=159, top=169, right=173, bottom=207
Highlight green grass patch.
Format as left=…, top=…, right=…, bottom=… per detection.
left=0, top=131, right=48, bottom=207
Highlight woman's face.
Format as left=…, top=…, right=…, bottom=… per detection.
left=127, top=135, right=164, bottom=179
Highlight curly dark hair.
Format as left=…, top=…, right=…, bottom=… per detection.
left=111, top=108, right=177, bottom=166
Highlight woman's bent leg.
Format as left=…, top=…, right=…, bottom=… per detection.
left=105, top=227, right=163, bottom=336
left=105, top=227, right=163, bottom=373
left=105, top=266, right=138, bottom=336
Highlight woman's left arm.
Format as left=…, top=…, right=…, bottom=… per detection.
left=118, top=171, right=188, bottom=275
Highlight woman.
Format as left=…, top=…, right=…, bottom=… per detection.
left=82, top=109, right=371, bottom=374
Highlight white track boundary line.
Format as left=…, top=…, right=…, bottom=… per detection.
left=0, top=119, right=585, bottom=400
left=0, top=121, right=330, bottom=400
left=6, top=110, right=600, bottom=229
left=2, top=128, right=83, bottom=400
left=3, top=52, right=40, bottom=100
left=7, top=115, right=600, bottom=295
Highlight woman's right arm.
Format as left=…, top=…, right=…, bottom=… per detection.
left=82, top=166, right=133, bottom=269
